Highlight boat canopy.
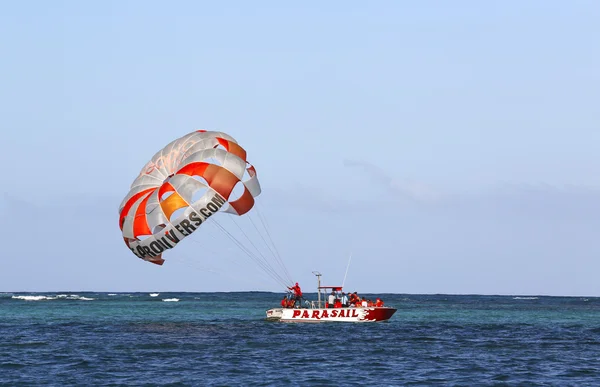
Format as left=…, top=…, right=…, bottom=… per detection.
left=318, top=286, right=343, bottom=291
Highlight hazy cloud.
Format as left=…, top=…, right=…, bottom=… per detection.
left=343, top=159, right=442, bottom=203
left=338, top=159, right=600, bottom=223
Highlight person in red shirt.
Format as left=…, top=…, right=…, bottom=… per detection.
left=288, top=282, right=302, bottom=297
left=287, top=282, right=302, bottom=304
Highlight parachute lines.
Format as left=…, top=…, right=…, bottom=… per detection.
left=210, top=217, right=289, bottom=288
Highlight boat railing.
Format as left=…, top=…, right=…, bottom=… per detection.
left=310, top=300, right=328, bottom=309
left=291, top=300, right=324, bottom=309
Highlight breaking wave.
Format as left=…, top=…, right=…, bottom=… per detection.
left=162, top=298, right=179, bottom=302
left=513, top=297, right=539, bottom=300
left=11, top=294, right=95, bottom=301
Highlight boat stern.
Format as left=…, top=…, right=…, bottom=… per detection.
left=265, top=308, right=283, bottom=321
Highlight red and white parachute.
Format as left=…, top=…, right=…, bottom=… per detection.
left=118, top=130, right=263, bottom=266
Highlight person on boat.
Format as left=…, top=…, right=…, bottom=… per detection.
left=375, top=297, right=384, bottom=307
left=288, top=282, right=302, bottom=303
left=327, top=291, right=336, bottom=308
left=350, top=292, right=360, bottom=306
left=281, top=295, right=288, bottom=308
left=361, top=297, right=368, bottom=307
left=341, top=292, right=349, bottom=307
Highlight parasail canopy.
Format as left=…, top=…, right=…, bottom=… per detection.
left=118, top=130, right=262, bottom=265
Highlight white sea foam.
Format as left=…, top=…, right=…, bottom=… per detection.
left=162, top=298, right=179, bottom=302
left=60, top=294, right=94, bottom=301
left=11, top=294, right=95, bottom=301
left=513, top=297, right=539, bottom=300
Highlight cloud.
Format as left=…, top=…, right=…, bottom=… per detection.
left=262, top=186, right=368, bottom=215
left=264, top=159, right=600, bottom=226
left=342, top=159, right=442, bottom=203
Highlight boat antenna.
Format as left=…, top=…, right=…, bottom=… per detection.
left=312, top=271, right=321, bottom=306
left=342, top=251, right=352, bottom=289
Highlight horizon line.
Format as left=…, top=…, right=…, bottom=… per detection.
left=2, top=290, right=598, bottom=298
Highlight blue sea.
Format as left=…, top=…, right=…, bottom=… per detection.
left=1, top=292, right=599, bottom=386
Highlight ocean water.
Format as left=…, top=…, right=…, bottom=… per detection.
left=1, top=292, right=599, bottom=386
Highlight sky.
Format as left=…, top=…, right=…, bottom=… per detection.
left=0, top=1, right=599, bottom=296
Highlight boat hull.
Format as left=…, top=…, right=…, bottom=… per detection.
left=266, top=307, right=396, bottom=323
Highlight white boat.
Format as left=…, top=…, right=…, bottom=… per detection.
left=266, top=272, right=396, bottom=323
